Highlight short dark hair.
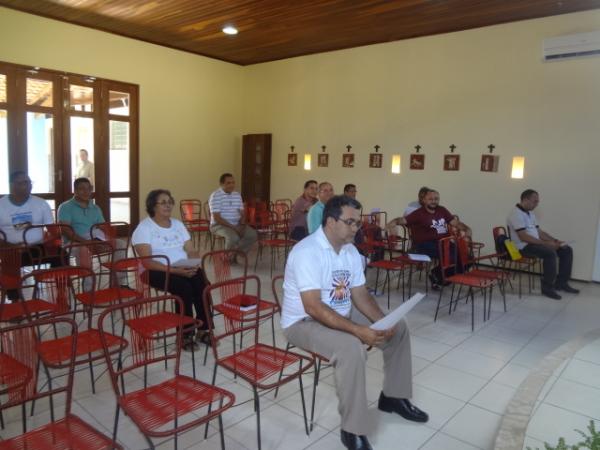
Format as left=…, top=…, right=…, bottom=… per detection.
left=418, top=186, right=430, bottom=199
left=79, top=149, right=89, bottom=155
left=9, top=170, right=28, bottom=183
left=343, top=184, right=356, bottom=193
left=219, top=173, right=233, bottom=184
left=145, top=189, right=174, bottom=217
left=322, top=195, right=362, bottom=226
left=73, top=177, right=91, bottom=189
left=304, top=179, right=317, bottom=189
left=521, top=189, right=538, bottom=201
left=318, top=181, right=331, bottom=192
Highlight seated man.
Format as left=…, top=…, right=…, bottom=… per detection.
left=289, top=179, right=318, bottom=241
left=387, top=189, right=471, bottom=288
left=282, top=195, right=428, bottom=450
left=208, top=173, right=257, bottom=254
left=307, top=181, right=334, bottom=234
left=507, top=189, right=578, bottom=300
left=0, top=171, right=58, bottom=298
left=403, top=186, right=430, bottom=217
left=57, top=177, right=127, bottom=286
left=343, top=183, right=357, bottom=199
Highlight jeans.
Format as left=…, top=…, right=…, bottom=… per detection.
left=520, top=244, right=573, bottom=290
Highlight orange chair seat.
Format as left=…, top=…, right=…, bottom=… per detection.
left=368, top=260, right=406, bottom=270
left=215, top=295, right=277, bottom=321
left=0, top=273, right=21, bottom=290
left=127, top=311, right=198, bottom=338
left=260, top=238, right=294, bottom=247
left=38, top=329, right=126, bottom=365
left=76, top=287, right=138, bottom=305
left=0, top=299, right=57, bottom=322
left=0, top=353, right=32, bottom=393
left=446, top=274, right=494, bottom=288
left=218, top=343, right=303, bottom=387
left=0, top=413, right=122, bottom=450
left=119, top=375, right=232, bottom=435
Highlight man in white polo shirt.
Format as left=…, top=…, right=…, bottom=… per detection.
left=208, top=173, right=257, bottom=254
left=507, top=189, right=578, bottom=300
left=282, top=195, right=427, bottom=450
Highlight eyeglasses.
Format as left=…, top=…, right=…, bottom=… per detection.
left=337, top=218, right=362, bottom=229
left=156, top=200, right=174, bottom=206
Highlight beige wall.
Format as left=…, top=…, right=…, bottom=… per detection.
left=1, top=7, right=599, bottom=279
left=0, top=7, right=244, bottom=217
left=242, top=10, right=600, bottom=280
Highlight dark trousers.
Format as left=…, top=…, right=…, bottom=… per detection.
left=148, top=270, right=209, bottom=332
left=290, top=226, right=308, bottom=241
left=520, top=244, right=573, bottom=290
left=415, top=240, right=463, bottom=283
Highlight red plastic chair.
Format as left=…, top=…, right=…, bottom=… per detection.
left=203, top=275, right=314, bottom=450
left=254, top=211, right=296, bottom=277
left=180, top=199, right=210, bottom=249
left=204, top=202, right=225, bottom=250
left=436, top=236, right=495, bottom=331
left=202, top=250, right=279, bottom=346
left=89, top=221, right=131, bottom=287
left=271, top=275, right=329, bottom=433
left=20, top=266, right=128, bottom=394
left=493, top=226, right=539, bottom=298
left=22, top=224, right=72, bottom=269
left=0, top=317, right=122, bottom=449
left=98, top=295, right=235, bottom=450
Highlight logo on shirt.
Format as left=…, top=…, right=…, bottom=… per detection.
left=11, top=212, right=33, bottom=229
left=430, top=218, right=448, bottom=235
left=329, top=269, right=351, bottom=308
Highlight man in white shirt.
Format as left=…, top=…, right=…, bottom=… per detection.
left=282, top=195, right=427, bottom=450
left=208, top=173, right=257, bottom=254
left=75, top=149, right=95, bottom=186
left=507, top=189, right=578, bottom=300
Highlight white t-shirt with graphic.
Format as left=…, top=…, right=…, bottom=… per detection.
left=507, top=205, right=540, bottom=250
left=131, top=217, right=191, bottom=264
left=0, top=195, right=54, bottom=244
left=281, top=226, right=366, bottom=329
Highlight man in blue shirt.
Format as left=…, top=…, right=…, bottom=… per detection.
left=307, top=181, right=334, bottom=234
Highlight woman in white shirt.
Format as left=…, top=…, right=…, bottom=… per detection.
left=132, top=189, right=208, bottom=350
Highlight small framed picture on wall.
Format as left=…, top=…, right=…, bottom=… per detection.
left=288, top=153, right=298, bottom=166
left=443, top=154, right=460, bottom=171
left=369, top=153, right=383, bottom=168
left=410, top=154, right=425, bottom=170
left=342, top=153, right=355, bottom=168
left=318, top=153, right=329, bottom=167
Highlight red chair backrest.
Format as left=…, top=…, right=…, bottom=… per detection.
left=90, top=221, right=131, bottom=247
left=112, top=255, right=170, bottom=298
left=180, top=199, right=202, bottom=222
left=438, top=236, right=458, bottom=281
left=0, top=318, right=77, bottom=417
left=202, top=250, right=248, bottom=300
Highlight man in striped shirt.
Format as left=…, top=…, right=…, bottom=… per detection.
left=208, top=173, right=257, bottom=254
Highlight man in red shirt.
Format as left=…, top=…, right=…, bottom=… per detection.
left=386, top=189, right=471, bottom=288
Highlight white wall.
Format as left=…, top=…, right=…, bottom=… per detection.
left=242, top=10, right=600, bottom=280
left=0, top=7, right=244, bottom=216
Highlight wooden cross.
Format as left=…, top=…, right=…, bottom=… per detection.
left=488, top=144, right=495, bottom=153
left=449, top=144, right=456, bottom=153
left=346, top=145, right=352, bottom=152
left=290, top=145, right=295, bottom=153
left=321, top=145, right=326, bottom=152
left=414, top=145, right=421, bottom=153
left=374, top=145, right=380, bottom=153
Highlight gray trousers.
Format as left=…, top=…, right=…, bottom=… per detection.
left=283, top=308, right=413, bottom=435
left=210, top=224, right=257, bottom=253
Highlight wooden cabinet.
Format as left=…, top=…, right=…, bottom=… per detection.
left=241, top=133, right=271, bottom=204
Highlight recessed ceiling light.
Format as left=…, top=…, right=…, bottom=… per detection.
left=222, top=26, right=238, bottom=35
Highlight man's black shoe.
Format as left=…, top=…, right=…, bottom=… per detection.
left=428, top=273, right=441, bottom=291
left=377, top=392, right=429, bottom=423
left=555, top=284, right=580, bottom=294
left=341, top=430, right=373, bottom=450
left=541, top=288, right=562, bottom=300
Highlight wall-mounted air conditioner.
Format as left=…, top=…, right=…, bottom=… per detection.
left=543, top=30, right=600, bottom=61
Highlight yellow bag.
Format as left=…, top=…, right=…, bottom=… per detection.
left=504, top=239, right=522, bottom=261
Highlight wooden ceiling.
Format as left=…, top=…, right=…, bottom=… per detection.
left=2, top=0, right=600, bottom=65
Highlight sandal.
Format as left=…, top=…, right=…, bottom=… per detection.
left=195, top=330, right=212, bottom=346
left=182, top=336, right=199, bottom=352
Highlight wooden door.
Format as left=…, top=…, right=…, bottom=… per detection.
left=241, top=133, right=271, bottom=204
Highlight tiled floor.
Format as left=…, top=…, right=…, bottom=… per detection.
left=1, top=256, right=599, bottom=450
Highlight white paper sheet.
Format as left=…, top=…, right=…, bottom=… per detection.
left=370, top=293, right=426, bottom=330
left=172, top=258, right=202, bottom=267
left=408, top=253, right=431, bottom=262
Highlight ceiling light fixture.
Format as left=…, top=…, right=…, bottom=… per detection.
left=222, top=26, right=238, bottom=35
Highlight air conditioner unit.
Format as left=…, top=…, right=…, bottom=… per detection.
left=543, top=30, right=600, bottom=61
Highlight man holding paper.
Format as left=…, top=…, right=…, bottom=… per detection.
left=507, top=189, right=578, bottom=300
left=282, top=195, right=428, bottom=450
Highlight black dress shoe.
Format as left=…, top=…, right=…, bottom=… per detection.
left=541, top=288, right=562, bottom=300
left=340, top=430, right=373, bottom=450
left=555, top=283, right=580, bottom=294
left=378, top=392, right=429, bottom=423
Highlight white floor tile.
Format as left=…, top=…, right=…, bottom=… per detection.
left=436, top=348, right=506, bottom=379
left=527, top=403, right=595, bottom=445
left=411, top=336, right=453, bottom=361
left=470, top=382, right=517, bottom=415
left=492, top=362, right=531, bottom=388
left=458, top=335, right=524, bottom=362
left=420, top=431, right=482, bottom=450
left=369, top=408, right=436, bottom=450
left=441, top=404, right=502, bottom=450
left=544, top=378, right=600, bottom=420
left=561, top=358, right=600, bottom=389
left=414, top=363, right=488, bottom=402
left=411, top=385, right=465, bottom=430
